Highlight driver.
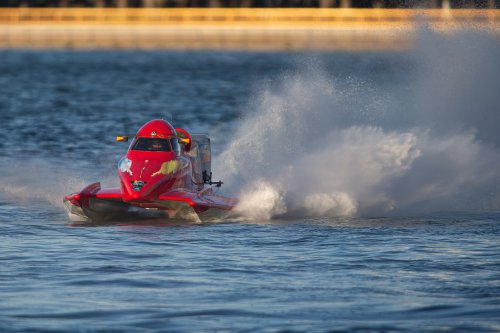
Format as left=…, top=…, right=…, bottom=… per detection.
left=150, top=139, right=165, bottom=151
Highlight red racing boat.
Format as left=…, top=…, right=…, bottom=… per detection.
left=63, top=119, right=236, bottom=222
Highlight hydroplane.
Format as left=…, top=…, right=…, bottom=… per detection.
left=63, top=119, right=236, bottom=222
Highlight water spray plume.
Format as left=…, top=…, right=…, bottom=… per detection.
left=216, top=30, right=500, bottom=219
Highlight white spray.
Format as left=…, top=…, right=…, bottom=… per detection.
left=0, top=158, right=117, bottom=209
left=216, top=30, right=500, bottom=219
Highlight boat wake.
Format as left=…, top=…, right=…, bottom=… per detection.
left=0, top=158, right=117, bottom=211
left=216, top=30, right=500, bottom=219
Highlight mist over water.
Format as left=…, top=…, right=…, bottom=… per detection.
left=0, top=157, right=119, bottom=209
left=216, top=30, right=500, bottom=219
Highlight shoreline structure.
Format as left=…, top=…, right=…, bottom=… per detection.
left=1, top=8, right=499, bottom=50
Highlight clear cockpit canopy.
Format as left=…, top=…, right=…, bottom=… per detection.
left=131, top=137, right=180, bottom=153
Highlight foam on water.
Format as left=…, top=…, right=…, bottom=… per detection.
left=216, top=30, right=500, bottom=219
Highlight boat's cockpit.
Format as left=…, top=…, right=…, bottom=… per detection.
left=130, top=137, right=180, bottom=154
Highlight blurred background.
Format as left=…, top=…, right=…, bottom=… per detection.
left=0, top=5, right=498, bottom=51
left=0, top=0, right=499, bottom=8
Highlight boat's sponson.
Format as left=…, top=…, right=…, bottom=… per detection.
left=63, top=182, right=236, bottom=222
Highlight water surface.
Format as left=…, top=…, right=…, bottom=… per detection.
left=1, top=42, right=500, bottom=332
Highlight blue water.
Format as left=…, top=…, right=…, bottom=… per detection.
left=1, top=41, right=500, bottom=332
left=1, top=202, right=499, bottom=332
